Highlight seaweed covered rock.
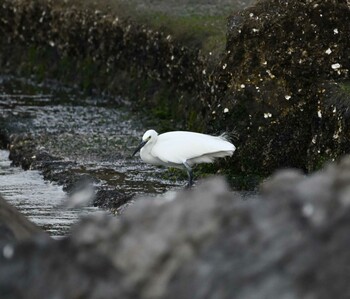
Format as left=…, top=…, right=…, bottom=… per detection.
left=211, top=0, right=350, bottom=175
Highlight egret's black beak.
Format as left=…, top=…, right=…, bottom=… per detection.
left=132, top=140, right=147, bottom=156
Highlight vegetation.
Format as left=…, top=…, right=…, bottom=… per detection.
left=52, top=0, right=250, bottom=64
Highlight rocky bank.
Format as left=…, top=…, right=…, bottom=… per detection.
left=214, top=0, right=350, bottom=176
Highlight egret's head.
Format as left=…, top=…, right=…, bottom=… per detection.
left=132, top=129, right=158, bottom=156
left=142, top=129, right=158, bottom=142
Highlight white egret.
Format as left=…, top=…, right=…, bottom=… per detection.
left=132, top=129, right=236, bottom=187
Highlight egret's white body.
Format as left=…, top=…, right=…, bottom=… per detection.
left=133, top=129, right=236, bottom=187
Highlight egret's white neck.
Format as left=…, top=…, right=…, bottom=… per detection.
left=142, top=134, right=157, bottom=152
left=140, top=135, right=159, bottom=164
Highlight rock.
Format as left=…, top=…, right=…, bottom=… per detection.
left=0, top=196, right=46, bottom=243
left=212, top=0, right=350, bottom=175
left=0, top=236, right=125, bottom=299
left=8, top=134, right=37, bottom=170
left=2, top=159, right=350, bottom=298
left=94, top=189, right=134, bottom=210
left=0, top=126, right=9, bottom=149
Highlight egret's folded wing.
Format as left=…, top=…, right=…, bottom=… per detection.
left=151, top=131, right=235, bottom=164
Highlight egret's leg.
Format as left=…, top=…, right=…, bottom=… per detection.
left=183, top=161, right=193, bottom=188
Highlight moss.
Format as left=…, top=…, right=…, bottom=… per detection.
left=340, top=82, right=350, bottom=95
left=160, top=167, right=187, bottom=182
left=78, top=56, right=100, bottom=91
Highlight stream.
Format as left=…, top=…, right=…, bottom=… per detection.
left=0, top=149, right=99, bottom=236
left=0, top=75, right=183, bottom=236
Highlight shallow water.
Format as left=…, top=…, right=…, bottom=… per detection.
left=0, top=150, right=99, bottom=236
left=0, top=76, right=184, bottom=235
left=0, top=75, right=182, bottom=192
left=0, top=76, right=253, bottom=236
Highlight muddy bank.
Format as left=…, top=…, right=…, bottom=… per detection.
left=0, top=0, right=349, bottom=179
left=2, top=157, right=350, bottom=298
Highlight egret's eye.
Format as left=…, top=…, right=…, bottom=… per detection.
left=148, top=136, right=151, bottom=140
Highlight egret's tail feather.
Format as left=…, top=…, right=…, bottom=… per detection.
left=219, top=130, right=238, bottom=142
left=189, top=150, right=234, bottom=165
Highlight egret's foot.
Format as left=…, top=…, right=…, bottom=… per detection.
left=183, top=161, right=194, bottom=189
left=185, top=182, right=192, bottom=189
left=184, top=179, right=194, bottom=189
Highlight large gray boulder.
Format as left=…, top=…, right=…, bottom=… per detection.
left=2, top=157, right=350, bottom=298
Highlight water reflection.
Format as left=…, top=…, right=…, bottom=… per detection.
left=0, top=150, right=99, bottom=237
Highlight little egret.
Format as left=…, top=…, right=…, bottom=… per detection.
left=132, top=129, right=236, bottom=187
